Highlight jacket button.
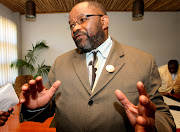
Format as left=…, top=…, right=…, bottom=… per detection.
left=88, top=100, right=93, bottom=106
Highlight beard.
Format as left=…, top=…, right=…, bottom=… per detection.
left=73, top=22, right=105, bottom=53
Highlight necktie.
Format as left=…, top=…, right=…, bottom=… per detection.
left=89, top=51, right=98, bottom=89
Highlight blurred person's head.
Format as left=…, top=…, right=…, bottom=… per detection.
left=168, top=60, right=179, bottom=74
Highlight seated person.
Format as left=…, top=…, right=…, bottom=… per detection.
left=158, top=60, right=180, bottom=93
left=0, top=108, right=13, bottom=126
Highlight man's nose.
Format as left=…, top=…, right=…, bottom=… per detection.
left=72, top=23, right=83, bottom=32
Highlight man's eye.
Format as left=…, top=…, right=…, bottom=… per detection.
left=69, top=24, right=74, bottom=29
left=79, top=18, right=87, bottom=24
left=71, top=23, right=75, bottom=27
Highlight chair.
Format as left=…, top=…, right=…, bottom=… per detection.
left=14, top=75, right=33, bottom=97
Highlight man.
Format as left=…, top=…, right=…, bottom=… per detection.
left=158, top=60, right=180, bottom=93
left=19, top=1, right=176, bottom=132
left=0, top=108, right=13, bottom=126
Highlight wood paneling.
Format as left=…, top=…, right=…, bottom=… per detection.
left=1, top=0, right=180, bottom=15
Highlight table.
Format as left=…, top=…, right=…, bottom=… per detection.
left=161, top=92, right=180, bottom=101
left=0, top=103, right=56, bottom=132
left=161, top=92, right=180, bottom=132
left=1, top=98, right=180, bottom=132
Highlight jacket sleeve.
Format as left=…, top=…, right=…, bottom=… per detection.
left=19, top=96, right=55, bottom=123
left=148, top=58, right=176, bottom=132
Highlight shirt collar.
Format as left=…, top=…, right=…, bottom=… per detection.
left=87, top=36, right=112, bottom=59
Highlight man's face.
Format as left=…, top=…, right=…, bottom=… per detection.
left=69, top=3, right=106, bottom=53
left=168, top=64, right=178, bottom=74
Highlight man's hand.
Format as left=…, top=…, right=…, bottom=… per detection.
left=19, top=76, right=61, bottom=109
left=115, top=81, right=156, bottom=132
left=0, top=108, right=13, bottom=126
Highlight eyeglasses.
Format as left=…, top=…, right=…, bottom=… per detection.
left=69, top=14, right=103, bottom=30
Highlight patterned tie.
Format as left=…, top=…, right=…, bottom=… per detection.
left=89, top=51, right=98, bottom=89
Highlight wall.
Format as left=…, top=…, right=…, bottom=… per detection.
left=21, top=12, right=180, bottom=71
left=21, top=13, right=74, bottom=68
left=108, top=12, right=180, bottom=67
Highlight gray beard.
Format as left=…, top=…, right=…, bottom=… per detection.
left=74, top=29, right=105, bottom=53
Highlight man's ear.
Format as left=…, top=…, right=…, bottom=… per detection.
left=101, top=15, right=109, bottom=30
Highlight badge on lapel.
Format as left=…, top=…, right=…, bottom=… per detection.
left=106, top=65, right=115, bottom=73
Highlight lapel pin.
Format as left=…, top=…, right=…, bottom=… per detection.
left=106, top=65, right=115, bottom=73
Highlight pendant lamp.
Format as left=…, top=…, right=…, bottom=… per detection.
left=133, top=0, right=144, bottom=18
left=25, top=0, right=36, bottom=18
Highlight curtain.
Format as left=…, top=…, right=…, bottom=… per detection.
left=0, top=16, right=18, bottom=87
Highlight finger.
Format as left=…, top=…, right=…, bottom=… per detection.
left=0, top=120, right=5, bottom=126
left=137, top=116, right=146, bottom=126
left=48, top=80, right=61, bottom=98
left=1, top=111, right=10, bottom=117
left=139, top=95, right=156, bottom=112
left=137, top=116, right=155, bottom=128
left=22, top=83, right=30, bottom=97
left=139, top=95, right=156, bottom=117
left=19, top=91, right=27, bottom=103
left=137, top=81, right=148, bottom=97
left=139, top=95, right=149, bottom=106
left=19, top=84, right=30, bottom=103
left=29, top=79, right=38, bottom=99
left=0, top=116, right=8, bottom=121
left=115, top=89, right=132, bottom=109
left=35, top=76, right=44, bottom=92
left=29, top=79, right=37, bottom=93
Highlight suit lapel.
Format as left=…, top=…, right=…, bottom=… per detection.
left=72, top=38, right=125, bottom=97
left=72, top=51, right=92, bottom=95
left=91, top=39, right=125, bottom=98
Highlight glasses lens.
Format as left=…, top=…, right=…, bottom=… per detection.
left=68, top=23, right=74, bottom=30
left=77, top=17, right=88, bottom=25
left=68, top=15, right=102, bottom=30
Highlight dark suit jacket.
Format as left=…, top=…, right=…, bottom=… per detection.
left=20, top=38, right=176, bottom=132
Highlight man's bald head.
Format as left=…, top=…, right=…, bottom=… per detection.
left=72, top=1, right=107, bottom=15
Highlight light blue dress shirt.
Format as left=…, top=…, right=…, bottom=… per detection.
left=86, top=36, right=113, bottom=92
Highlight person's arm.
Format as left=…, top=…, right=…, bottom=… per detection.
left=19, top=76, right=60, bottom=123
left=19, top=100, right=55, bottom=123
left=149, top=61, right=175, bottom=131
left=115, top=58, right=176, bottom=132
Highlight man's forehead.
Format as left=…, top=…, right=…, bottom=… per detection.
left=69, top=2, right=97, bottom=20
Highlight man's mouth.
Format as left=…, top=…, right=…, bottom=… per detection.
left=74, top=34, right=86, bottom=41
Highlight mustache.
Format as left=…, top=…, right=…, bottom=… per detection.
left=73, top=31, right=88, bottom=38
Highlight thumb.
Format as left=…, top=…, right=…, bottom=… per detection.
left=48, top=80, right=61, bottom=98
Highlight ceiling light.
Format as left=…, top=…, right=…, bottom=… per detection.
left=25, top=0, right=36, bottom=18
left=133, top=0, right=144, bottom=18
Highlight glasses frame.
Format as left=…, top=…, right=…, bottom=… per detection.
left=69, top=14, right=103, bottom=30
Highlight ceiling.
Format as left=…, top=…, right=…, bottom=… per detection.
left=1, top=0, right=180, bottom=15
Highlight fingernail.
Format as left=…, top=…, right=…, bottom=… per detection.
left=57, top=80, right=61, bottom=85
left=145, top=99, right=149, bottom=104
left=20, top=99, right=24, bottom=103
left=115, top=89, right=119, bottom=92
